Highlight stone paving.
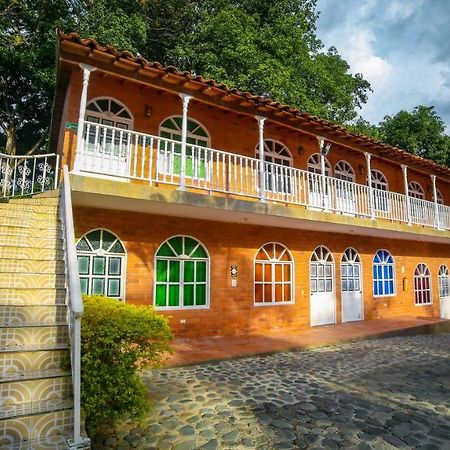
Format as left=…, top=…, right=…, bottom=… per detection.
left=93, top=333, right=450, bottom=449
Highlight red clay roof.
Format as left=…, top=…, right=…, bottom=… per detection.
left=57, top=30, right=450, bottom=179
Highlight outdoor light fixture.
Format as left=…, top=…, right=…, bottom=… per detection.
left=359, top=164, right=365, bottom=174
left=317, top=136, right=331, bottom=156
left=145, top=104, right=152, bottom=117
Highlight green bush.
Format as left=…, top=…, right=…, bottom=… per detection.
left=80, top=295, right=173, bottom=435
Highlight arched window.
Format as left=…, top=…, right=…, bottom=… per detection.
left=335, top=161, right=355, bottom=182
left=307, top=154, right=332, bottom=176
left=254, top=243, right=293, bottom=304
left=256, top=140, right=293, bottom=194
left=310, top=246, right=334, bottom=293
left=414, top=263, right=432, bottom=305
left=408, top=181, right=425, bottom=199
left=436, top=189, right=444, bottom=205
left=373, top=249, right=395, bottom=297
left=86, top=97, right=133, bottom=129
left=341, top=248, right=361, bottom=293
left=158, top=117, right=210, bottom=178
left=76, top=229, right=126, bottom=298
left=438, top=265, right=449, bottom=298
left=371, top=170, right=388, bottom=191
left=155, top=236, right=209, bottom=308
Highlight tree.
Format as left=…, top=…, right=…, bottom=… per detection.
left=168, top=0, right=371, bottom=124
left=378, top=106, right=450, bottom=166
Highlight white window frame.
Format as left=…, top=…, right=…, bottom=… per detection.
left=408, top=181, right=425, bottom=199
left=414, top=263, right=432, bottom=306
left=254, top=242, right=294, bottom=306
left=307, top=153, right=332, bottom=176
left=310, top=245, right=335, bottom=294
left=76, top=228, right=127, bottom=300
left=373, top=249, right=396, bottom=298
left=371, top=169, right=389, bottom=191
left=438, top=264, right=449, bottom=298
left=153, top=235, right=210, bottom=310
left=341, top=247, right=362, bottom=293
left=85, top=97, right=134, bottom=129
left=436, top=189, right=444, bottom=205
left=335, top=160, right=355, bottom=182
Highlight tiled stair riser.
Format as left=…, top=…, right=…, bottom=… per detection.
left=6, top=198, right=60, bottom=206
left=0, top=260, right=65, bottom=275
left=0, top=306, right=67, bottom=327
left=0, top=289, right=66, bottom=306
left=0, top=210, right=59, bottom=222
left=0, top=216, right=61, bottom=229
left=0, top=274, right=66, bottom=289
left=0, top=204, right=59, bottom=213
left=0, top=226, right=63, bottom=239
left=0, top=326, right=68, bottom=350
left=0, top=377, right=72, bottom=407
left=0, top=410, right=73, bottom=446
left=0, top=350, right=68, bottom=376
left=0, top=235, right=63, bottom=249
left=0, top=247, right=64, bottom=262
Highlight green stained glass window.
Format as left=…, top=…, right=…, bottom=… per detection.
left=78, top=256, right=89, bottom=275
left=93, top=257, right=106, bottom=275
left=76, top=229, right=126, bottom=299
left=184, top=261, right=195, bottom=282
left=154, top=236, right=209, bottom=308
left=156, top=260, right=168, bottom=282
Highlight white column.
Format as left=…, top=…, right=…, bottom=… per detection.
left=178, top=93, right=192, bottom=191
left=256, top=116, right=266, bottom=202
left=74, top=64, right=95, bottom=171
left=431, top=175, right=440, bottom=229
left=365, top=152, right=375, bottom=219
left=402, top=165, right=411, bottom=224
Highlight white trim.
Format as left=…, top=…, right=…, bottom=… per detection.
left=408, top=181, right=425, bottom=199
left=255, top=139, right=293, bottom=164
left=414, top=262, right=433, bottom=306
left=307, top=153, right=332, bottom=176
left=158, top=115, right=211, bottom=145
left=153, top=235, right=211, bottom=310
left=85, top=96, right=134, bottom=127
left=371, top=169, right=389, bottom=191
left=335, top=160, right=355, bottom=182
left=372, top=248, right=396, bottom=298
left=76, top=227, right=127, bottom=301
left=253, top=242, right=295, bottom=306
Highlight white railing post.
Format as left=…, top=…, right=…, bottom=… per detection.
left=365, top=152, right=375, bottom=219
left=431, top=174, right=440, bottom=229
left=402, top=165, right=412, bottom=225
left=256, top=116, right=266, bottom=202
left=60, top=166, right=89, bottom=449
left=178, top=94, right=192, bottom=191
left=74, top=64, right=95, bottom=172
left=317, top=137, right=331, bottom=211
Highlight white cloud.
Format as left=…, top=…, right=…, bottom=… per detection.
left=385, top=0, right=424, bottom=22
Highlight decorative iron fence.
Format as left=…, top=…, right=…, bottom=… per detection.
left=0, top=152, right=59, bottom=198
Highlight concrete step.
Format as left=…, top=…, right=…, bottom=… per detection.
left=0, top=259, right=65, bottom=275
left=0, top=288, right=66, bottom=306
left=0, top=246, right=64, bottom=262
left=0, top=376, right=72, bottom=416
left=0, top=305, right=67, bottom=327
left=0, top=326, right=68, bottom=351
left=7, top=434, right=72, bottom=450
left=0, top=273, right=65, bottom=289
left=0, top=408, right=74, bottom=447
left=0, top=225, right=62, bottom=239
left=0, top=350, right=68, bottom=379
left=0, top=235, right=63, bottom=250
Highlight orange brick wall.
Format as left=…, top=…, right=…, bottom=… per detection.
left=60, top=71, right=450, bottom=203
left=74, top=206, right=449, bottom=338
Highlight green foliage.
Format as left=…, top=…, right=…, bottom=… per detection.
left=378, top=106, right=450, bottom=166
left=80, top=295, right=172, bottom=435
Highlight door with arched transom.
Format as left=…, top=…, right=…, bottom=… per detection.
left=341, top=248, right=363, bottom=322
left=310, top=246, right=336, bottom=326
left=439, top=265, right=450, bottom=319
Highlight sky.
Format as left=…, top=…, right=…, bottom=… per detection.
left=316, top=0, right=450, bottom=130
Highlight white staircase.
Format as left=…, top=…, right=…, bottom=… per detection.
left=0, top=194, right=79, bottom=449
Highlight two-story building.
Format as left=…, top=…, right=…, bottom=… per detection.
left=52, top=31, right=450, bottom=337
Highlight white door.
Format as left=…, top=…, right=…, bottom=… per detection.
left=310, top=246, right=336, bottom=326
left=439, top=265, right=450, bottom=319
left=341, top=248, right=363, bottom=322
left=307, top=154, right=332, bottom=210
left=335, top=161, right=357, bottom=215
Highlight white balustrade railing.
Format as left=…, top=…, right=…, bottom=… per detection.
left=59, top=166, right=89, bottom=448
left=0, top=152, right=59, bottom=198
left=75, top=122, right=450, bottom=231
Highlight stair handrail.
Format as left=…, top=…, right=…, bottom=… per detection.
left=60, top=164, right=86, bottom=447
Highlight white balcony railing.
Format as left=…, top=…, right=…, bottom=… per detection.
left=74, top=122, right=450, bottom=231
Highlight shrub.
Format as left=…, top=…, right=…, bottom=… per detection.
left=79, top=295, right=173, bottom=435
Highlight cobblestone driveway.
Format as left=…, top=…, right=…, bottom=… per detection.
left=95, top=334, right=450, bottom=449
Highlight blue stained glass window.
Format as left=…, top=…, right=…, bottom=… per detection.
left=373, top=249, right=395, bottom=297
